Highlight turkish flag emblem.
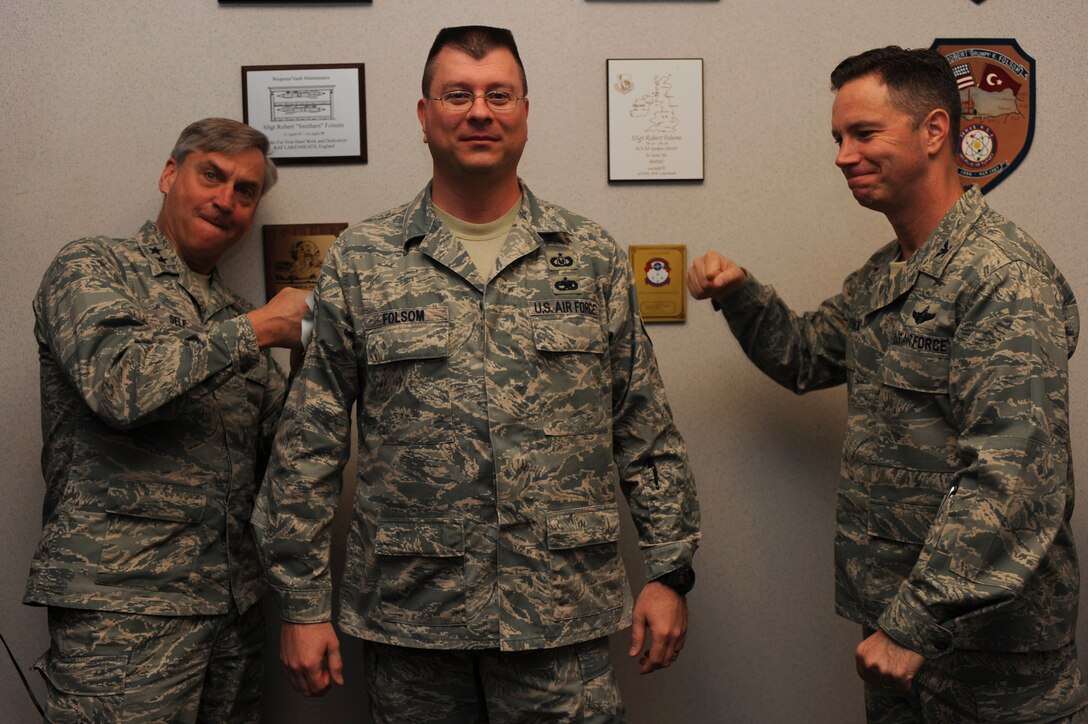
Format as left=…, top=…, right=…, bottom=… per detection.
left=978, top=63, right=1022, bottom=95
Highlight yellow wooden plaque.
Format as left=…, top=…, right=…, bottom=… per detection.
left=629, top=244, right=686, bottom=323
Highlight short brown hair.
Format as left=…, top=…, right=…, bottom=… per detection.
left=421, top=26, right=527, bottom=97
left=831, top=46, right=961, bottom=154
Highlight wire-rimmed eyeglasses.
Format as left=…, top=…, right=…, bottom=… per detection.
left=430, top=90, right=526, bottom=112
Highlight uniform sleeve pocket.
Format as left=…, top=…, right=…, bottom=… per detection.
left=241, top=363, right=270, bottom=387
left=105, top=481, right=206, bottom=523
left=948, top=533, right=1017, bottom=590
left=939, top=490, right=1019, bottom=591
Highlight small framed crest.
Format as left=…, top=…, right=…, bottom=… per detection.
left=630, top=245, right=686, bottom=323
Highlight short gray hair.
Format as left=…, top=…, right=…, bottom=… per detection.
left=169, top=118, right=278, bottom=195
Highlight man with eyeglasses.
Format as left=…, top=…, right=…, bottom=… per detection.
left=253, top=25, right=700, bottom=722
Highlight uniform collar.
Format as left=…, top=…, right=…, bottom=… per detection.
left=909, top=185, right=985, bottom=281
left=135, top=221, right=230, bottom=318
left=860, top=186, right=985, bottom=315
left=398, top=180, right=577, bottom=250
left=397, top=181, right=577, bottom=290
left=136, top=221, right=182, bottom=276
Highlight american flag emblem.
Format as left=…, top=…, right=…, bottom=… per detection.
left=952, top=63, right=975, bottom=90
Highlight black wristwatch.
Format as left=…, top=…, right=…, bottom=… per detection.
left=655, top=565, right=696, bottom=596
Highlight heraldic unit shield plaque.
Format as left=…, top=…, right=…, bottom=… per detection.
left=931, top=38, right=1035, bottom=193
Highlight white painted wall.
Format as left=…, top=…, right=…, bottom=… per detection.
left=2, top=1, right=1085, bottom=722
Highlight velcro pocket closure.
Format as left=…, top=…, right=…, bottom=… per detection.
left=105, top=481, right=206, bottom=523
left=375, top=518, right=464, bottom=557
left=868, top=499, right=939, bottom=544
left=364, top=306, right=450, bottom=365
left=37, top=653, right=127, bottom=696
left=530, top=308, right=606, bottom=354
left=241, top=363, right=270, bottom=387
left=880, top=347, right=950, bottom=394
left=546, top=506, right=620, bottom=550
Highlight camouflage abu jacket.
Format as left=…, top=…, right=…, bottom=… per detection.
left=253, top=184, right=699, bottom=651
left=25, top=222, right=287, bottom=616
left=719, top=186, right=1079, bottom=656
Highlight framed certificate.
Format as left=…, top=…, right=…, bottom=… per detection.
left=262, top=223, right=347, bottom=301
left=242, top=63, right=366, bottom=164
left=607, top=58, right=704, bottom=182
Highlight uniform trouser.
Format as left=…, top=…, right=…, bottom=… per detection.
left=364, top=636, right=626, bottom=723
left=34, top=604, right=264, bottom=723
left=862, top=628, right=1088, bottom=723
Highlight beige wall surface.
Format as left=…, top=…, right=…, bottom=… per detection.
left=2, top=1, right=1086, bottom=722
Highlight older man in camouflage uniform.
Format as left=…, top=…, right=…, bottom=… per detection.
left=689, top=46, right=1085, bottom=722
left=25, top=118, right=311, bottom=722
left=253, top=26, right=699, bottom=723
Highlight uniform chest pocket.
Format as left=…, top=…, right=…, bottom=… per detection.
left=529, top=307, right=608, bottom=435
left=880, top=346, right=950, bottom=394
left=876, top=345, right=957, bottom=467
left=364, top=310, right=452, bottom=444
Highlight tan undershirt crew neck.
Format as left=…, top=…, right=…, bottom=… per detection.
left=435, top=198, right=522, bottom=281
left=889, top=258, right=907, bottom=282
left=189, top=270, right=213, bottom=313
